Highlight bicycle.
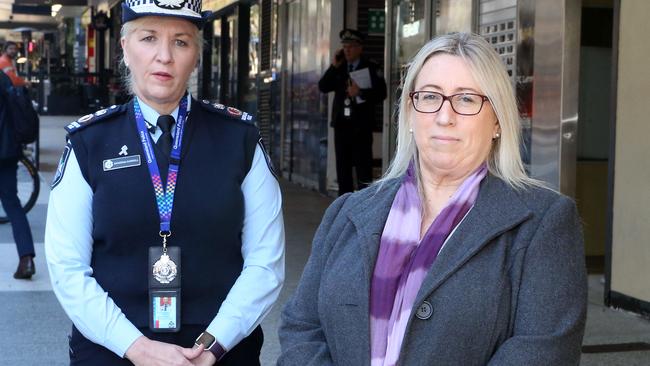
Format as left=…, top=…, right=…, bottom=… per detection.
left=0, top=153, right=41, bottom=224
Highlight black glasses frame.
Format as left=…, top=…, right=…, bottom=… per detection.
left=409, top=91, right=490, bottom=116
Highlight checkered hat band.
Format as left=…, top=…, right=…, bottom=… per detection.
left=125, top=0, right=202, bottom=19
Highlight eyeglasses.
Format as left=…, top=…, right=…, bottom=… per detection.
left=409, top=91, right=490, bottom=116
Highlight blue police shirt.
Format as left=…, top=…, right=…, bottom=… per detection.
left=45, top=95, right=285, bottom=357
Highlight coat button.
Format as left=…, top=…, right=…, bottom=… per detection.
left=416, top=301, right=433, bottom=320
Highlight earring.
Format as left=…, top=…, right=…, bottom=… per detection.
left=494, top=132, right=500, bottom=139
left=409, top=128, right=413, bottom=133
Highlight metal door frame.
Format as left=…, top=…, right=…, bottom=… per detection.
left=529, top=0, right=581, bottom=195
left=382, top=0, right=437, bottom=171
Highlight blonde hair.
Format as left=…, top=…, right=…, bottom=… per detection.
left=119, top=16, right=202, bottom=95
left=378, top=32, right=540, bottom=189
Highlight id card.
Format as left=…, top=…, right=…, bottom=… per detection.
left=344, top=107, right=351, bottom=117
left=150, top=289, right=181, bottom=332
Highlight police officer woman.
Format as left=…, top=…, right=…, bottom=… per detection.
left=45, top=1, right=284, bottom=365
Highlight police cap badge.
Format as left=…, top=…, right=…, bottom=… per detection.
left=122, top=0, right=212, bottom=28
left=339, top=29, right=365, bottom=44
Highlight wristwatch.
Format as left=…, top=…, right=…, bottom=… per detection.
left=195, top=331, right=226, bottom=361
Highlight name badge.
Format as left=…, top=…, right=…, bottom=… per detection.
left=344, top=107, right=351, bottom=117
left=103, top=155, right=141, bottom=171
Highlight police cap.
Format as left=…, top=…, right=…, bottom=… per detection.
left=122, top=0, right=212, bottom=28
left=339, top=29, right=365, bottom=44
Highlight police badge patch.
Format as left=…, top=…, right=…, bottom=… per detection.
left=51, top=142, right=71, bottom=189
left=154, top=0, right=186, bottom=10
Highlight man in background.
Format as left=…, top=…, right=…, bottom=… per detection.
left=0, top=42, right=35, bottom=279
left=319, top=29, right=387, bottom=196
left=0, top=41, right=30, bottom=87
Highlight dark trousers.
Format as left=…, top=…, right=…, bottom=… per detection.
left=0, top=158, right=34, bottom=258
left=334, top=126, right=373, bottom=196
left=69, top=325, right=264, bottom=365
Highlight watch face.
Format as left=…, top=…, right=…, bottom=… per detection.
left=195, top=332, right=216, bottom=349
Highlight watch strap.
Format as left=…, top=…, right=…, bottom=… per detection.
left=207, top=340, right=227, bottom=361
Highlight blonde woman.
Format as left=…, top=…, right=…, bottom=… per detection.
left=279, top=33, right=586, bottom=366
left=45, top=1, right=284, bottom=365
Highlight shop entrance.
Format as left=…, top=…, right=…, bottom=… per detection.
left=576, top=0, right=614, bottom=273
left=202, top=2, right=259, bottom=113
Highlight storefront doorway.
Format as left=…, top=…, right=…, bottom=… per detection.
left=384, top=0, right=474, bottom=167
left=202, top=2, right=258, bottom=114
left=576, top=0, right=613, bottom=272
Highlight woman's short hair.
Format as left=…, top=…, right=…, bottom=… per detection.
left=379, top=32, right=538, bottom=189
left=119, top=17, right=202, bottom=96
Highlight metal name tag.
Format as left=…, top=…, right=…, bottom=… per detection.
left=103, top=155, right=141, bottom=171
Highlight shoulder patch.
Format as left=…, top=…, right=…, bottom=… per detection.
left=199, top=99, right=254, bottom=123
left=51, top=141, right=72, bottom=189
left=65, top=104, right=127, bottom=134
left=257, top=137, right=278, bottom=180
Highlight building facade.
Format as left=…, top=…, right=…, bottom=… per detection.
left=11, top=0, right=647, bottom=317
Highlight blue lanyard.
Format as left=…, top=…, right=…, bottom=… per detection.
left=133, top=96, right=188, bottom=235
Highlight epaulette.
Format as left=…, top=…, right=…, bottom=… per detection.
left=199, top=99, right=254, bottom=124
left=65, top=104, right=128, bottom=134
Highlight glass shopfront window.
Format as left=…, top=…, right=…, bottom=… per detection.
left=435, top=0, right=474, bottom=35
left=205, top=3, right=250, bottom=108
left=241, top=4, right=260, bottom=115
left=384, top=0, right=477, bottom=166
left=386, top=0, right=429, bottom=161
left=209, top=19, right=222, bottom=99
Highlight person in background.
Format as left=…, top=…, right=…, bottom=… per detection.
left=279, top=32, right=586, bottom=365
left=0, top=42, right=30, bottom=87
left=318, top=29, right=387, bottom=196
left=0, top=68, right=35, bottom=280
left=45, top=0, right=285, bottom=364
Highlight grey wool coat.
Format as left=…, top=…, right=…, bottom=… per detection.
left=278, top=175, right=587, bottom=366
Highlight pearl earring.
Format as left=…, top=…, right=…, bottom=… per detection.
left=494, top=132, right=500, bottom=139
left=409, top=128, right=413, bottom=133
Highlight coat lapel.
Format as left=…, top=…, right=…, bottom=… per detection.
left=413, top=175, right=533, bottom=307
left=344, top=180, right=400, bottom=365
left=347, top=179, right=402, bottom=282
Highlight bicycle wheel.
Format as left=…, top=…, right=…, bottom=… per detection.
left=0, top=156, right=40, bottom=224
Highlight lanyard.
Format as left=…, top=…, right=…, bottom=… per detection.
left=133, top=96, right=188, bottom=238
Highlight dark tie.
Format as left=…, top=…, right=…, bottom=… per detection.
left=156, top=115, right=174, bottom=158
left=348, top=64, right=354, bottom=73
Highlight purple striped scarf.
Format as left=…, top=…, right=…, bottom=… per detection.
left=369, top=162, right=487, bottom=366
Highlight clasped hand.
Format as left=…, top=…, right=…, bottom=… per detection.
left=126, top=336, right=217, bottom=366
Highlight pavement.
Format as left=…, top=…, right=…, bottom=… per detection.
left=0, top=115, right=648, bottom=365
